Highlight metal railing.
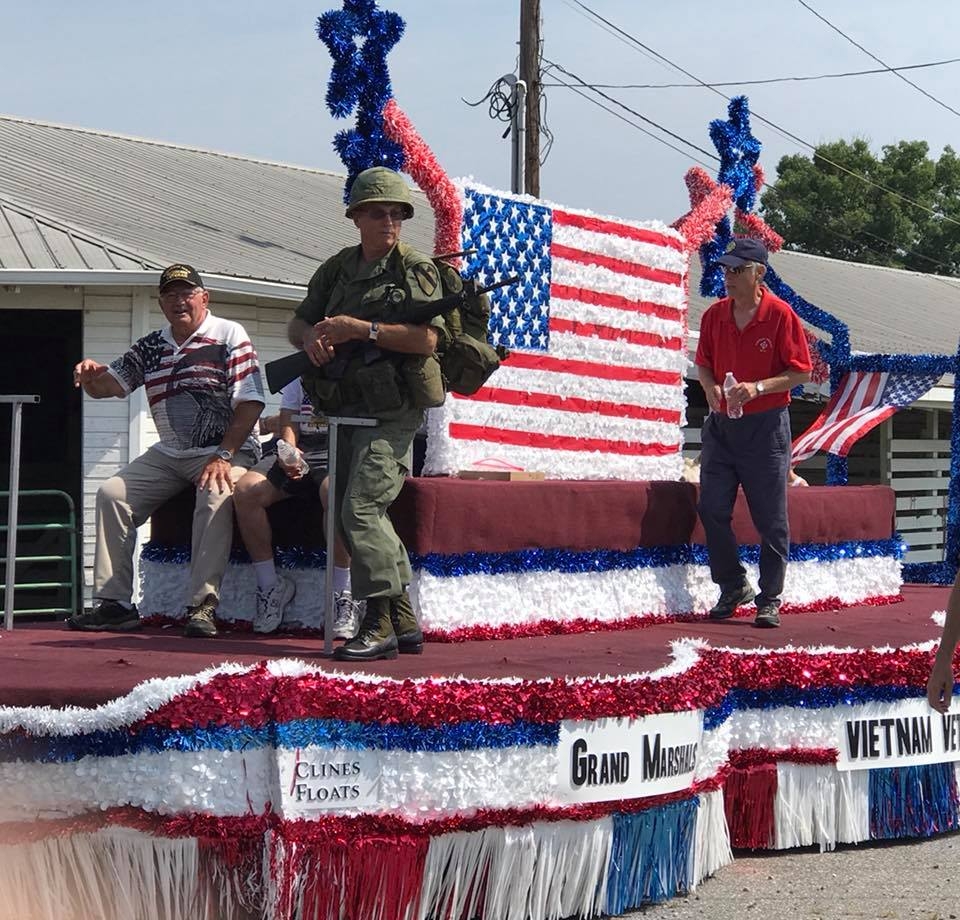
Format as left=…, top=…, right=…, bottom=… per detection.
left=1, top=394, right=40, bottom=628
left=0, top=489, right=79, bottom=621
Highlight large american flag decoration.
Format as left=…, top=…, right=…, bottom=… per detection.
left=792, top=369, right=940, bottom=463
left=422, top=183, right=689, bottom=481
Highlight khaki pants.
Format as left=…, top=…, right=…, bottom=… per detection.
left=94, top=445, right=254, bottom=608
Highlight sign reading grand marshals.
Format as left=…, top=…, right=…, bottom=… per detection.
left=557, top=712, right=703, bottom=804
left=837, top=699, right=960, bottom=772
left=276, top=747, right=381, bottom=817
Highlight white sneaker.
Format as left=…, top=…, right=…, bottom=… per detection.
left=254, top=575, right=295, bottom=634
left=333, top=591, right=362, bottom=639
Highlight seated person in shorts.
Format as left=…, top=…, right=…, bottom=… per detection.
left=233, top=378, right=360, bottom=637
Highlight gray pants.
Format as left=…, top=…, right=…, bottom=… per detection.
left=94, top=445, right=254, bottom=607
left=698, top=407, right=791, bottom=607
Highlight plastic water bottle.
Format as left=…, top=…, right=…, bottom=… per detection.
left=723, top=372, right=743, bottom=419
left=276, top=439, right=310, bottom=477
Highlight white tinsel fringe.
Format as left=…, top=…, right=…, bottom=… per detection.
left=419, top=818, right=613, bottom=920
left=774, top=763, right=870, bottom=852
left=692, top=788, right=733, bottom=888
left=0, top=828, right=205, bottom=920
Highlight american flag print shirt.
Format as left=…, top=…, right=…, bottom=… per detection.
left=108, top=313, right=265, bottom=458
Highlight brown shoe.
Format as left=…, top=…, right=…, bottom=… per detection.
left=184, top=594, right=218, bottom=638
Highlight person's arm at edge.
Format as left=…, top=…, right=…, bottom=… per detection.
left=928, top=574, right=960, bottom=712
left=73, top=359, right=126, bottom=398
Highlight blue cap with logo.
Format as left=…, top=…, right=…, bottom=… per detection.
left=716, top=237, right=768, bottom=268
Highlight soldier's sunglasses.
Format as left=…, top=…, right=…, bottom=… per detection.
left=360, top=207, right=407, bottom=222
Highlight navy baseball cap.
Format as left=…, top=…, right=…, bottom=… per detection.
left=716, top=237, right=768, bottom=268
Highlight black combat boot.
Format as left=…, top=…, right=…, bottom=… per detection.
left=333, top=596, right=398, bottom=661
left=390, top=591, right=424, bottom=655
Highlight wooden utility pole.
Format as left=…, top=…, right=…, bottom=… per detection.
left=519, top=0, right=541, bottom=196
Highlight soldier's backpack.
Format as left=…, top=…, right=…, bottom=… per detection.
left=431, top=256, right=509, bottom=396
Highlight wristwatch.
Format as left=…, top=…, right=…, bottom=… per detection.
left=756, top=380, right=766, bottom=395
left=215, top=447, right=234, bottom=462
left=369, top=320, right=380, bottom=342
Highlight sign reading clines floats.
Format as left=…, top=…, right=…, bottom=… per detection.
left=277, top=747, right=381, bottom=816
left=557, top=712, right=703, bottom=804
left=837, top=699, right=960, bottom=771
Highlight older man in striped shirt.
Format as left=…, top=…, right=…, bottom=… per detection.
left=69, top=264, right=265, bottom=637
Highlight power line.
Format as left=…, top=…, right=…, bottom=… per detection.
left=540, top=55, right=960, bottom=275
left=542, top=63, right=719, bottom=171
left=797, top=0, right=960, bottom=119
left=543, top=58, right=720, bottom=164
left=541, top=56, right=960, bottom=90
left=563, top=0, right=960, bottom=230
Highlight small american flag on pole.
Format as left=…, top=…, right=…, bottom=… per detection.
left=422, top=184, right=689, bottom=481
left=792, top=369, right=941, bottom=463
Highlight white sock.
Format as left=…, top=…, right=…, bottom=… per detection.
left=333, top=566, right=351, bottom=594
left=253, top=559, right=278, bottom=592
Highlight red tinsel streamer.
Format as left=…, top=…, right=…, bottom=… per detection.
left=724, top=762, right=777, bottom=849
left=672, top=166, right=734, bottom=250
left=729, top=747, right=838, bottom=768
left=382, top=98, right=462, bottom=260
left=804, top=328, right=831, bottom=384
left=126, top=621, right=935, bottom=734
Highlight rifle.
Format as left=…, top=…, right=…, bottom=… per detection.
left=265, top=274, right=519, bottom=394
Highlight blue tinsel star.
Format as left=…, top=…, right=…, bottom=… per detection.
left=699, top=95, right=763, bottom=298
left=316, top=0, right=406, bottom=195
left=709, top=95, right=762, bottom=214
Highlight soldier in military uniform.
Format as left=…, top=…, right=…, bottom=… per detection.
left=287, top=167, right=444, bottom=661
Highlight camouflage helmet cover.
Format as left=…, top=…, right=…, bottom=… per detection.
left=345, top=167, right=414, bottom=219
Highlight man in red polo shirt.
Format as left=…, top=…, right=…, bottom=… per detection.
left=695, top=238, right=812, bottom=628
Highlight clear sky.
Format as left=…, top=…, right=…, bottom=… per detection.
left=3, top=0, right=959, bottom=227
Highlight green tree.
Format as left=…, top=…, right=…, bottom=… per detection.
left=760, top=139, right=960, bottom=275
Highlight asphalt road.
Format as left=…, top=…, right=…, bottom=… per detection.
left=628, top=834, right=960, bottom=920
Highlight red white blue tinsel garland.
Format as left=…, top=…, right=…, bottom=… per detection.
left=136, top=536, right=905, bottom=637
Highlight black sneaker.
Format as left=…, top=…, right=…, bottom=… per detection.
left=754, top=603, right=781, bottom=628
left=184, top=594, right=218, bottom=638
left=67, top=600, right=141, bottom=632
left=708, top=584, right=756, bottom=620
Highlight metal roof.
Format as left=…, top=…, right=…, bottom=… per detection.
left=0, top=194, right=158, bottom=271
left=689, top=247, right=960, bottom=357
left=0, top=114, right=433, bottom=285
left=0, top=113, right=958, bottom=358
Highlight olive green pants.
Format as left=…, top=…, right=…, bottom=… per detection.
left=334, top=411, right=421, bottom=599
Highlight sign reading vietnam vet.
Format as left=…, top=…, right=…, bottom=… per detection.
left=277, top=747, right=381, bottom=816
left=837, top=698, right=960, bottom=771
left=557, top=712, right=703, bottom=804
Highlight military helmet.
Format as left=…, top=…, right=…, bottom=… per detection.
left=345, top=167, right=414, bottom=220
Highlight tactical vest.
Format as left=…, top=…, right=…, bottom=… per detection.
left=301, top=247, right=505, bottom=415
